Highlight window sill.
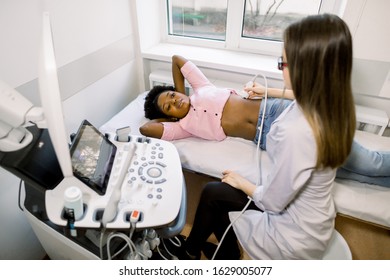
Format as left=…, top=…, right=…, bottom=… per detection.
left=141, top=43, right=283, bottom=80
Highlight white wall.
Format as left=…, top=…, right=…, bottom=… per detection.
left=0, top=0, right=141, bottom=259
left=135, top=0, right=165, bottom=52
left=344, top=0, right=390, bottom=62
left=344, top=0, right=390, bottom=122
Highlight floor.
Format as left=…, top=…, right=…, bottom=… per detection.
left=335, top=215, right=390, bottom=259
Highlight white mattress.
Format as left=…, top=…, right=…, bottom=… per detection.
left=100, top=92, right=390, bottom=228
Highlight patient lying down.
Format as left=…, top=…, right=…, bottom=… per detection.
left=140, top=55, right=390, bottom=187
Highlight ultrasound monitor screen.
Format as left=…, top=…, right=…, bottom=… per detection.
left=70, top=120, right=117, bottom=195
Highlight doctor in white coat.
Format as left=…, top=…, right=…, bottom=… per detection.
left=182, top=14, right=356, bottom=260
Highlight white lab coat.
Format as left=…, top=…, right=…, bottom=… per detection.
left=231, top=101, right=336, bottom=259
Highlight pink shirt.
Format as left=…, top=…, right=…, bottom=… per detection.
left=161, top=61, right=233, bottom=141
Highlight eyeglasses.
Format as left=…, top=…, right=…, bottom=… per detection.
left=278, top=56, right=288, bottom=71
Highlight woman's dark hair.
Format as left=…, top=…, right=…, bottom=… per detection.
left=284, top=14, right=356, bottom=169
left=144, top=85, right=175, bottom=119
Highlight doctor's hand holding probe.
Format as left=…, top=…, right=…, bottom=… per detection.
left=180, top=13, right=357, bottom=260
left=244, top=82, right=294, bottom=100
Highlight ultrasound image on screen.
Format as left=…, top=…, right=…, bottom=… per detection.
left=70, top=120, right=117, bottom=195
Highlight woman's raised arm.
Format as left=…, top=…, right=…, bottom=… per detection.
left=172, top=55, right=188, bottom=94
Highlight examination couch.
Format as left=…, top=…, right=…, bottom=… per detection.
left=99, top=91, right=390, bottom=259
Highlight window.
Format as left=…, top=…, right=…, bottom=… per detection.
left=167, top=0, right=228, bottom=41
left=242, top=0, right=322, bottom=41
left=166, top=0, right=345, bottom=55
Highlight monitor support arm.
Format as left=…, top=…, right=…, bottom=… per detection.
left=0, top=80, right=46, bottom=152
left=1, top=12, right=73, bottom=177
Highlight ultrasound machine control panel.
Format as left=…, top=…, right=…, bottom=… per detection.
left=45, top=120, right=184, bottom=230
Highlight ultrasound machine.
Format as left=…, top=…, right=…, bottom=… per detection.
left=0, top=13, right=186, bottom=259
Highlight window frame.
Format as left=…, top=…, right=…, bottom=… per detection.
left=163, top=0, right=348, bottom=56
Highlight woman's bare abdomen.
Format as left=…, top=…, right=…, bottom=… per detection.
left=221, top=94, right=261, bottom=141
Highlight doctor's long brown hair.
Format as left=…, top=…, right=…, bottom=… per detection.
left=284, top=14, right=356, bottom=169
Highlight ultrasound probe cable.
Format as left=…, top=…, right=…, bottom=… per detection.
left=211, top=73, right=268, bottom=260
